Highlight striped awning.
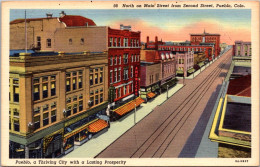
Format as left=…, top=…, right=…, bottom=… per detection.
left=87, top=119, right=108, bottom=133
left=188, top=68, right=195, bottom=73
left=147, top=92, right=156, bottom=98
left=63, top=119, right=99, bottom=140
left=113, top=97, right=145, bottom=116
left=198, top=62, right=204, bottom=67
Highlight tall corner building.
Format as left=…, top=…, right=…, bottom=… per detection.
left=9, top=11, right=141, bottom=158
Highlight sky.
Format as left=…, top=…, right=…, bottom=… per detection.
left=10, top=9, right=251, bottom=45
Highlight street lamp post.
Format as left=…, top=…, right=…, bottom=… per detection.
left=134, top=103, right=136, bottom=125
left=167, top=84, right=169, bottom=99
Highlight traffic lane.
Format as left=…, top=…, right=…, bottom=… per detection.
left=97, top=51, right=232, bottom=158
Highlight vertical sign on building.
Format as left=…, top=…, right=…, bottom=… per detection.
left=134, top=66, right=139, bottom=96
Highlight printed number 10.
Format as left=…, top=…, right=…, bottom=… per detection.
left=113, top=4, right=118, bottom=8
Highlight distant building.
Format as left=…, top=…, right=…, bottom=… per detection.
left=140, top=50, right=177, bottom=101
left=9, top=51, right=109, bottom=158
left=158, top=44, right=214, bottom=61
left=146, top=36, right=165, bottom=50
left=233, top=41, right=251, bottom=57
left=190, top=30, right=221, bottom=57
left=173, top=51, right=194, bottom=77
left=220, top=43, right=228, bottom=52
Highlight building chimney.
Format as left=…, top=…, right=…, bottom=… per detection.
left=147, top=36, right=149, bottom=44
left=155, top=36, right=158, bottom=50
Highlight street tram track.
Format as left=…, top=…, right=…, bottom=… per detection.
left=130, top=53, right=232, bottom=158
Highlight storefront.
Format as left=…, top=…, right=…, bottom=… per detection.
left=63, top=102, right=109, bottom=154
left=140, top=82, right=160, bottom=102
left=160, top=78, right=178, bottom=92
left=43, top=129, right=63, bottom=158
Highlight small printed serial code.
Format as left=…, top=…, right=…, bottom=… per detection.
left=235, top=160, right=248, bottom=163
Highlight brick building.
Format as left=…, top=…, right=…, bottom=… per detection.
left=146, top=36, right=165, bottom=50
left=173, top=51, right=194, bottom=77
left=233, top=41, right=251, bottom=57
left=10, top=11, right=143, bottom=120
left=159, top=44, right=213, bottom=61
left=107, top=26, right=143, bottom=120
left=140, top=50, right=177, bottom=101
left=190, top=30, right=221, bottom=58
left=9, top=51, right=109, bottom=158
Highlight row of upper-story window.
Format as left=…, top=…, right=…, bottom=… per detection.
left=178, top=57, right=194, bottom=64
left=159, top=47, right=207, bottom=52
left=163, top=64, right=175, bottom=74
left=115, top=83, right=134, bottom=100
left=110, top=66, right=135, bottom=84
left=192, top=36, right=218, bottom=41
left=36, top=36, right=85, bottom=48
left=109, top=37, right=140, bottom=47
left=149, top=73, right=160, bottom=85
left=10, top=69, right=104, bottom=103
left=110, top=54, right=140, bottom=66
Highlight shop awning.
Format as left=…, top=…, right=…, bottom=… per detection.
left=87, top=119, right=108, bottom=133
left=198, top=62, right=204, bottom=67
left=176, top=70, right=184, bottom=74
left=147, top=92, right=156, bottom=98
left=187, top=68, right=195, bottom=73
left=113, top=97, right=145, bottom=116
left=64, top=118, right=99, bottom=140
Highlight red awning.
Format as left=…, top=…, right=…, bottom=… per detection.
left=113, top=97, right=145, bottom=116
left=88, top=119, right=108, bottom=133
left=147, top=92, right=156, bottom=98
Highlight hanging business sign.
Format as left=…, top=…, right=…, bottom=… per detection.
left=134, top=66, right=139, bottom=96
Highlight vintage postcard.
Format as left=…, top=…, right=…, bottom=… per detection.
left=1, top=0, right=259, bottom=166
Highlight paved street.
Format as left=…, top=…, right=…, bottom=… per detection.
left=97, top=48, right=233, bottom=158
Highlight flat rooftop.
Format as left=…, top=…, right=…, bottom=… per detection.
left=223, top=102, right=251, bottom=132
left=232, top=66, right=251, bottom=76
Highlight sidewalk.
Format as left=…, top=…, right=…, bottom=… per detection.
left=64, top=84, right=184, bottom=158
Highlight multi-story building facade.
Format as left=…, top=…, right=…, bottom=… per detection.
left=9, top=51, right=109, bottom=158
left=140, top=62, right=161, bottom=102
left=159, top=44, right=213, bottom=61
left=140, top=50, right=177, bottom=100
left=233, top=41, right=251, bottom=57
left=173, top=51, right=194, bottom=77
left=10, top=11, right=143, bottom=121
left=107, top=26, right=143, bottom=120
left=190, top=30, right=221, bottom=58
